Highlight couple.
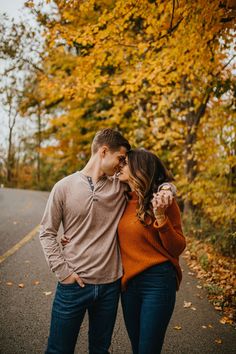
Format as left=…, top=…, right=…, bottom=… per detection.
left=39, top=128, right=186, bottom=354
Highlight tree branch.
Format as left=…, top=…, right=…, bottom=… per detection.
left=169, top=0, right=175, bottom=32
left=222, top=54, right=236, bottom=71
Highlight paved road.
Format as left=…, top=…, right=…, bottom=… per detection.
left=0, top=188, right=49, bottom=255
left=0, top=188, right=235, bottom=354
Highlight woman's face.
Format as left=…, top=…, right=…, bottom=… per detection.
left=117, top=158, right=131, bottom=183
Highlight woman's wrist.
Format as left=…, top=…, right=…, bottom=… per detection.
left=154, top=209, right=166, bottom=224
left=155, top=215, right=166, bottom=223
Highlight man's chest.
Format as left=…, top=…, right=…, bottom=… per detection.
left=63, top=180, right=126, bottom=220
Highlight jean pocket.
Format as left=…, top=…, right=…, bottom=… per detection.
left=58, top=281, right=79, bottom=288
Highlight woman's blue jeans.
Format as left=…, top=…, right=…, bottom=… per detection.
left=45, top=279, right=120, bottom=354
left=121, top=262, right=176, bottom=354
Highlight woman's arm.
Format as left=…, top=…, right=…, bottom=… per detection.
left=152, top=195, right=186, bottom=257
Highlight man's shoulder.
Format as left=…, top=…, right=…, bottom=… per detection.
left=53, top=172, right=80, bottom=190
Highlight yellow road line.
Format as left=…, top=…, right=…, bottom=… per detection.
left=0, top=225, right=40, bottom=264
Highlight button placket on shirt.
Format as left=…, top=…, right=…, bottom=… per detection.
left=87, top=176, right=98, bottom=201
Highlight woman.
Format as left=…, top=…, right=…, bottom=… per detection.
left=117, top=148, right=186, bottom=354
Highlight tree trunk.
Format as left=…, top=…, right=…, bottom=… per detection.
left=183, top=113, right=197, bottom=215
left=7, top=125, right=14, bottom=184
left=36, top=105, right=41, bottom=186
left=6, top=103, right=17, bottom=185
left=183, top=93, right=210, bottom=216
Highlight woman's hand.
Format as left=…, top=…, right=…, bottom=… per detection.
left=151, top=190, right=173, bottom=223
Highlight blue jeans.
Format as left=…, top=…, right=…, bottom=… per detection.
left=46, top=279, right=120, bottom=354
left=121, top=262, right=176, bottom=354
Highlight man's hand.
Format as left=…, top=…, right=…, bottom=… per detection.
left=60, top=272, right=85, bottom=287
left=61, top=235, right=69, bottom=247
left=60, top=236, right=85, bottom=286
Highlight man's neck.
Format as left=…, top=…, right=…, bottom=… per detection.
left=80, top=155, right=105, bottom=183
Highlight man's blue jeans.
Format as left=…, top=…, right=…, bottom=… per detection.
left=121, top=262, right=176, bottom=354
left=45, top=279, right=120, bottom=354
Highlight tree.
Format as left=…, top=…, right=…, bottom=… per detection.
left=31, top=0, right=235, bottom=200
left=0, top=12, right=44, bottom=186
left=0, top=82, right=23, bottom=184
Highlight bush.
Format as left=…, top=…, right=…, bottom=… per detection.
left=183, top=210, right=236, bottom=258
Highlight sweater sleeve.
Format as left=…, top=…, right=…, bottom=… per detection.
left=153, top=199, right=186, bottom=257
left=39, top=182, right=74, bottom=282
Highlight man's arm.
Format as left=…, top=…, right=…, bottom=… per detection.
left=158, top=182, right=177, bottom=196
left=39, top=182, right=74, bottom=282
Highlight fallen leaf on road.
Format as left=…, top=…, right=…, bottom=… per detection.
left=183, top=301, right=192, bottom=308
left=220, top=316, right=233, bottom=325
left=225, top=285, right=232, bottom=290
left=6, top=282, right=13, bottom=286
left=188, top=272, right=194, bottom=275
left=202, top=325, right=207, bottom=329
left=208, top=324, right=213, bottom=328
left=33, top=281, right=40, bottom=285
left=173, top=326, right=182, bottom=330
left=215, top=339, right=222, bottom=344
left=18, top=283, right=25, bottom=288
left=196, top=285, right=202, bottom=289
left=43, top=291, right=52, bottom=296
left=191, top=307, right=197, bottom=311
left=214, top=306, right=222, bottom=311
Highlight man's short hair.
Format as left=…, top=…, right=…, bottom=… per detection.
left=92, top=128, right=131, bottom=154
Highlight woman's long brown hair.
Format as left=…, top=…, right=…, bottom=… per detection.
left=127, top=149, right=174, bottom=226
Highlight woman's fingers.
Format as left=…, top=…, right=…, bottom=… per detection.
left=153, top=191, right=173, bottom=208
left=165, top=190, right=173, bottom=204
left=162, top=191, right=173, bottom=206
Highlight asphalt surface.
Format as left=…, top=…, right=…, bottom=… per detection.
left=0, top=187, right=235, bottom=354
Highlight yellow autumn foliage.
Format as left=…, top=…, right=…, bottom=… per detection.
left=21, top=0, right=235, bottom=230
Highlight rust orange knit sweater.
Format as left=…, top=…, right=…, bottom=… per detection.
left=118, top=192, right=186, bottom=290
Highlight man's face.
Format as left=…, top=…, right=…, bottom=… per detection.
left=101, top=146, right=127, bottom=176
left=117, top=157, right=130, bottom=183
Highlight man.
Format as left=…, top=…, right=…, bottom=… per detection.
left=39, top=128, right=174, bottom=354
